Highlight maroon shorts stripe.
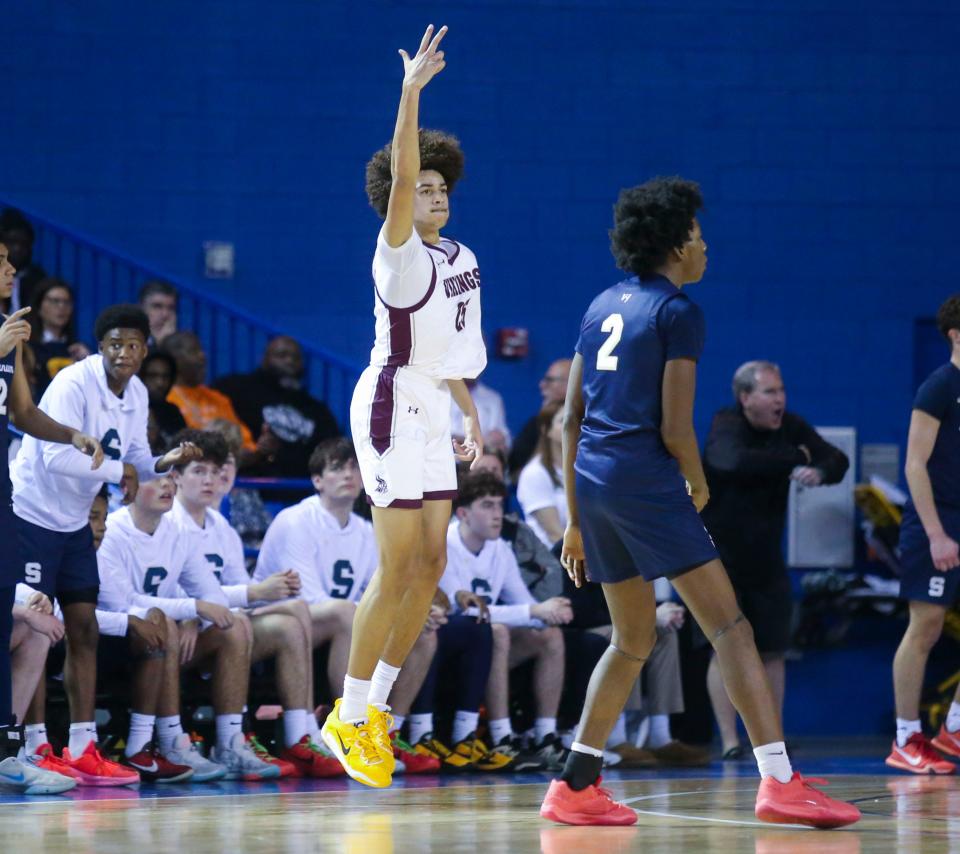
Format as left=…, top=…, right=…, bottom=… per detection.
left=423, top=489, right=458, bottom=501
left=369, top=365, right=399, bottom=456
left=366, top=495, right=423, bottom=509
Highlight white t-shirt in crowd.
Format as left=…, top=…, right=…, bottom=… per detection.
left=516, top=454, right=567, bottom=547
left=449, top=381, right=511, bottom=447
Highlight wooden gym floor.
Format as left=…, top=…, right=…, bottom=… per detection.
left=1, top=742, right=957, bottom=853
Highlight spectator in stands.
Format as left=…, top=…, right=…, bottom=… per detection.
left=138, top=280, right=178, bottom=349
left=28, top=279, right=90, bottom=397
left=162, top=331, right=275, bottom=464
left=0, top=208, right=46, bottom=313
left=214, top=336, right=340, bottom=478
left=139, top=352, right=187, bottom=452
left=450, top=378, right=511, bottom=454
left=702, top=360, right=849, bottom=759
left=509, top=358, right=571, bottom=475
left=443, top=472, right=572, bottom=770
left=253, top=438, right=441, bottom=774
left=516, top=399, right=566, bottom=547
left=208, top=419, right=272, bottom=548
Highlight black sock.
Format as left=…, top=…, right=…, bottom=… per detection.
left=0, top=725, right=24, bottom=761
left=560, top=748, right=603, bottom=791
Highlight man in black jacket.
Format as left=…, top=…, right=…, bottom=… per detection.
left=701, top=360, right=848, bottom=758
left=214, top=336, right=339, bottom=477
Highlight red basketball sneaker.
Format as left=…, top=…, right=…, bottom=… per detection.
left=392, top=732, right=441, bottom=774
left=886, top=733, right=956, bottom=774
left=755, top=773, right=861, bottom=828
left=539, top=777, right=637, bottom=826
left=32, top=743, right=82, bottom=781
left=931, top=725, right=960, bottom=759
left=60, top=742, right=141, bottom=786
left=123, top=744, right=194, bottom=783
left=279, top=735, right=346, bottom=778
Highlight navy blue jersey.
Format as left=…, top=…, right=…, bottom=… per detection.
left=0, top=348, right=15, bottom=509
left=574, top=275, right=705, bottom=494
left=912, top=362, right=960, bottom=510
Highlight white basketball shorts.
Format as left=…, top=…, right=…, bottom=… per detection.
left=350, top=365, right=457, bottom=508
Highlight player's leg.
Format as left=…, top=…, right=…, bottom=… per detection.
left=707, top=652, right=740, bottom=755
left=60, top=600, right=101, bottom=750
left=309, top=599, right=356, bottom=696
left=763, top=655, right=785, bottom=723
left=507, top=626, right=566, bottom=768
left=484, top=622, right=513, bottom=741
left=672, top=559, right=860, bottom=826
left=191, top=613, right=278, bottom=781
left=9, top=617, right=51, bottom=724
left=156, top=617, right=224, bottom=782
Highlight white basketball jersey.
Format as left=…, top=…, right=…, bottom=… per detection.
left=369, top=226, right=487, bottom=380
left=254, top=495, right=376, bottom=604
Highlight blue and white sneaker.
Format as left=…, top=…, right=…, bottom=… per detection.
left=0, top=754, right=77, bottom=794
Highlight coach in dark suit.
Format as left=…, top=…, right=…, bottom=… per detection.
left=701, top=360, right=849, bottom=759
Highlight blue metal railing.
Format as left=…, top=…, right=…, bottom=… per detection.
left=1, top=198, right=363, bottom=428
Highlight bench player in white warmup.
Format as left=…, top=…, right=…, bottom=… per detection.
left=321, top=24, right=488, bottom=788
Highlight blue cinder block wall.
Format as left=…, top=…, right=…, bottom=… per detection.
left=3, top=1, right=957, bottom=449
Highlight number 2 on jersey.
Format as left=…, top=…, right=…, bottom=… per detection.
left=0, top=378, right=7, bottom=416
left=597, top=313, right=623, bottom=371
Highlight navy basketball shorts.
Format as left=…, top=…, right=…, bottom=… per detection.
left=576, top=473, right=718, bottom=585
left=0, top=503, right=22, bottom=587
left=14, top=514, right=99, bottom=604
left=899, top=505, right=960, bottom=606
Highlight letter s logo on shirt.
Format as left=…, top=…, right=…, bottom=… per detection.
left=101, top=428, right=122, bottom=461
left=24, top=562, right=42, bottom=585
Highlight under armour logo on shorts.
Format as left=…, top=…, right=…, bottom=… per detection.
left=408, top=406, right=419, bottom=414
left=375, top=475, right=388, bottom=494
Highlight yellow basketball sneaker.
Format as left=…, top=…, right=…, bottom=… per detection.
left=321, top=700, right=392, bottom=788
left=367, top=705, right=397, bottom=775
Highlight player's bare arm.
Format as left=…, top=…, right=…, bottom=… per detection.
left=8, top=340, right=104, bottom=468
left=449, top=378, right=484, bottom=467
left=383, top=24, right=448, bottom=247
left=661, top=357, right=709, bottom=512
left=560, top=353, right=586, bottom=587
left=905, top=409, right=960, bottom=571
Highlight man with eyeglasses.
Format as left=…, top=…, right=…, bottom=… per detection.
left=509, top=359, right=571, bottom=476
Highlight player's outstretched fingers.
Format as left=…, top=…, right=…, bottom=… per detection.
left=427, top=25, right=448, bottom=54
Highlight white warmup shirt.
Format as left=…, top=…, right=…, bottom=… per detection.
left=254, top=495, right=376, bottom=604
left=97, top=506, right=228, bottom=622
left=516, top=454, right=568, bottom=547
left=169, top=499, right=250, bottom=608
left=370, top=226, right=486, bottom=381
left=441, top=522, right=544, bottom=628
left=449, top=381, right=511, bottom=445
left=12, top=355, right=160, bottom=532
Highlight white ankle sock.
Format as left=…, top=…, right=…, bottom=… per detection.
left=571, top=741, right=604, bottom=759
left=452, top=710, right=480, bottom=745
left=340, top=675, right=372, bottom=723
left=368, top=660, right=401, bottom=709
left=753, top=741, right=793, bottom=784
left=896, top=718, right=922, bottom=748
left=407, top=713, right=433, bottom=746
left=607, top=714, right=627, bottom=747
left=489, top=717, right=513, bottom=745
left=157, top=716, right=184, bottom=753
left=305, top=710, right=321, bottom=739
left=125, top=713, right=156, bottom=757
left=283, top=709, right=308, bottom=748
left=215, top=714, right=243, bottom=752
left=947, top=703, right=960, bottom=733
left=24, top=724, right=47, bottom=755
left=68, top=722, right=97, bottom=756
left=534, top=717, right=557, bottom=743
left=648, top=714, right=672, bottom=749
left=391, top=714, right=406, bottom=735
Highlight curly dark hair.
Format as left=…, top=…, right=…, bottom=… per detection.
left=609, top=177, right=703, bottom=278
left=94, top=303, right=150, bottom=343
left=365, top=129, right=465, bottom=218
left=454, top=470, right=507, bottom=511
left=168, top=428, right=228, bottom=471
left=308, top=437, right=358, bottom=477
left=936, top=294, right=960, bottom=341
